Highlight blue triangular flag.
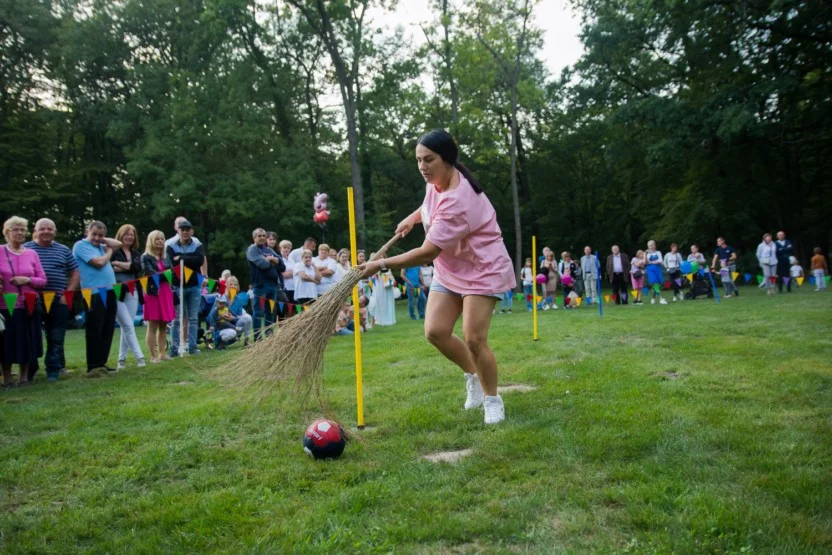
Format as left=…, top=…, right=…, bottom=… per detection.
left=744, top=273, right=752, bottom=283
left=783, top=277, right=790, bottom=285
left=809, top=276, right=815, bottom=285
left=278, top=302, right=284, bottom=312
left=152, top=274, right=161, bottom=289
left=698, top=269, right=705, bottom=276
left=675, top=278, right=682, bottom=286
left=642, top=287, right=649, bottom=295
left=98, top=287, right=108, bottom=307
left=197, top=273, right=204, bottom=287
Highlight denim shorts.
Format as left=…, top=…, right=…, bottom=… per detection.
left=430, top=281, right=503, bottom=300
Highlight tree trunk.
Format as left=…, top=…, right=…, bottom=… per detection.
left=441, top=0, right=458, bottom=126
left=509, top=80, right=522, bottom=288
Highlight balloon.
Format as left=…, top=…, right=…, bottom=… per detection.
left=680, top=261, right=693, bottom=274
left=536, top=274, right=547, bottom=284
left=313, top=192, right=330, bottom=224
left=690, top=261, right=700, bottom=273
left=561, top=275, right=574, bottom=287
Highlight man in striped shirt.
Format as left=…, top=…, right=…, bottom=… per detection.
left=24, top=218, right=80, bottom=381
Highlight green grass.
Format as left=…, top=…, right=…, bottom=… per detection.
left=2, top=287, right=831, bottom=553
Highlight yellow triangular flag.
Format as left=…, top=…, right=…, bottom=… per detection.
left=268, top=299, right=275, bottom=312
left=574, top=297, right=582, bottom=307
left=228, top=287, right=237, bottom=304
left=797, top=276, right=804, bottom=286
left=139, top=276, right=149, bottom=291
left=604, top=295, right=611, bottom=304
left=42, top=291, right=56, bottom=314
left=686, top=273, right=694, bottom=282
left=183, top=266, right=193, bottom=284
left=81, top=288, right=92, bottom=308
left=732, top=272, right=739, bottom=281
left=631, top=290, right=638, bottom=299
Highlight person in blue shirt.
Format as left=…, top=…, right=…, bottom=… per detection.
left=72, top=221, right=122, bottom=375
left=165, top=219, right=206, bottom=356
left=246, top=228, right=286, bottom=341
left=400, top=266, right=426, bottom=319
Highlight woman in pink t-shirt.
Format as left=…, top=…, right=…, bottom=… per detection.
left=359, top=130, right=515, bottom=425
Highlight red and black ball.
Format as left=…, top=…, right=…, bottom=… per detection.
left=303, top=419, right=346, bottom=459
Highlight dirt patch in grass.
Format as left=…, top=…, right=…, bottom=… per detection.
left=173, top=381, right=195, bottom=386
left=423, top=449, right=473, bottom=464
left=654, top=371, right=682, bottom=380
left=499, top=384, right=538, bottom=394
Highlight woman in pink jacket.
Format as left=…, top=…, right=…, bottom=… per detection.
left=1, top=216, right=47, bottom=387
left=359, top=130, right=515, bottom=424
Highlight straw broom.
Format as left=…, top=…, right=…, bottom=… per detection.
left=224, top=234, right=402, bottom=402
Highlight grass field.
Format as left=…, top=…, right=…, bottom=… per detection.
left=1, top=287, right=831, bottom=553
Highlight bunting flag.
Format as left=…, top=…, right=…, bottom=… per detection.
left=63, top=290, right=75, bottom=307
left=674, top=278, right=682, bottom=287
left=826, top=275, right=831, bottom=284
left=642, top=287, right=649, bottom=295
left=756, top=275, right=764, bottom=284
left=278, top=302, right=284, bottom=313
left=631, top=290, right=639, bottom=299
left=732, top=272, right=740, bottom=281
left=43, top=291, right=56, bottom=314
left=2, top=293, right=18, bottom=315
left=207, top=278, right=217, bottom=292
left=574, top=297, right=582, bottom=307
left=744, top=273, right=752, bottom=283
left=288, top=304, right=295, bottom=315
left=686, top=273, right=694, bottom=282
left=81, top=288, right=92, bottom=309
left=653, top=284, right=661, bottom=293
left=783, top=277, right=791, bottom=286
left=24, top=292, right=37, bottom=315
left=698, top=269, right=705, bottom=276
left=152, top=274, right=161, bottom=290
left=126, top=280, right=136, bottom=294
left=297, top=305, right=303, bottom=313
left=808, top=276, right=815, bottom=285
left=228, top=287, right=237, bottom=304
left=415, top=288, right=421, bottom=296
left=769, top=276, right=776, bottom=284
left=113, top=283, right=123, bottom=299
left=197, top=273, right=204, bottom=287
left=259, top=296, right=266, bottom=310
left=183, top=266, right=194, bottom=284
left=663, top=281, right=671, bottom=290
left=139, top=276, right=149, bottom=292
left=604, top=295, right=611, bottom=304
left=269, top=299, right=275, bottom=312
left=163, top=269, right=173, bottom=284
left=98, top=288, right=109, bottom=307
left=797, top=276, right=804, bottom=286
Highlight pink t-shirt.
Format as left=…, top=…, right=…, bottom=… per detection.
left=0, top=246, right=47, bottom=308
left=420, top=173, right=516, bottom=295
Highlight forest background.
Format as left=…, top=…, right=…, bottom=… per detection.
left=2, top=0, right=829, bottom=283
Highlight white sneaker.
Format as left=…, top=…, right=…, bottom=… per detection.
left=552, top=303, right=558, bottom=309
left=137, top=359, right=146, bottom=368
left=464, top=373, right=484, bottom=410
left=672, top=296, right=677, bottom=302
left=116, top=361, right=126, bottom=371
left=483, top=395, right=505, bottom=425
left=651, top=298, right=656, bottom=305
left=542, top=304, right=549, bottom=311
left=659, top=298, right=668, bottom=305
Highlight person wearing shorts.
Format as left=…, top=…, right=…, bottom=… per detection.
left=359, top=130, right=515, bottom=425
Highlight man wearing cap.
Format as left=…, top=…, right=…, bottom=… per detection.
left=165, top=216, right=207, bottom=275
left=166, top=219, right=206, bottom=356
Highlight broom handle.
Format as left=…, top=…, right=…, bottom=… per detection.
left=368, top=234, right=403, bottom=262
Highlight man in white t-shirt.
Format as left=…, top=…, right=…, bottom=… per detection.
left=288, top=237, right=316, bottom=268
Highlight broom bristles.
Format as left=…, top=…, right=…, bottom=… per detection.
left=220, top=234, right=401, bottom=403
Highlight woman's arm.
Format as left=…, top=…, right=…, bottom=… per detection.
left=359, top=241, right=441, bottom=278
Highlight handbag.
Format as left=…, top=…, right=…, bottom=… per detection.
left=633, top=269, right=644, bottom=279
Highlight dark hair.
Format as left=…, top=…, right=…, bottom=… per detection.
left=418, top=129, right=483, bottom=194
left=266, top=231, right=277, bottom=240
left=814, top=247, right=822, bottom=254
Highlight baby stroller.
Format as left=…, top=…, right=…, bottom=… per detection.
left=198, top=293, right=218, bottom=349
left=684, top=272, right=714, bottom=300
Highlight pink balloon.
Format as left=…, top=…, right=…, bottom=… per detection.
left=536, top=274, right=547, bottom=284
left=561, top=275, right=574, bottom=286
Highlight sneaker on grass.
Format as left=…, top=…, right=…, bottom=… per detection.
left=484, top=395, right=505, bottom=425
left=464, top=373, right=484, bottom=410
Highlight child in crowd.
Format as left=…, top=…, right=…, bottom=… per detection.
left=520, top=257, right=533, bottom=311
left=719, top=259, right=737, bottom=297
left=631, top=250, right=646, bottom=305
left=789, top=256, right=803, bottom=288
left=558, top=252, right=578, bottom=308
left=811, top=247, right=828, bottom=291
left=334, top=302, right=354, bottom=335
left=213, top=296, right=238, bottom=350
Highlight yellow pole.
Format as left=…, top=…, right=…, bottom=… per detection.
left=532, top=235, right=538, bottom=341
left=347, top=188, right=365, bottom=428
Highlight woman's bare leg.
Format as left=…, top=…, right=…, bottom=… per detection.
left=461, top=296, right=499, bottom=396
left=423, top=292, right=477, bottom=375
left=146, top=321, right=159, bottom=361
